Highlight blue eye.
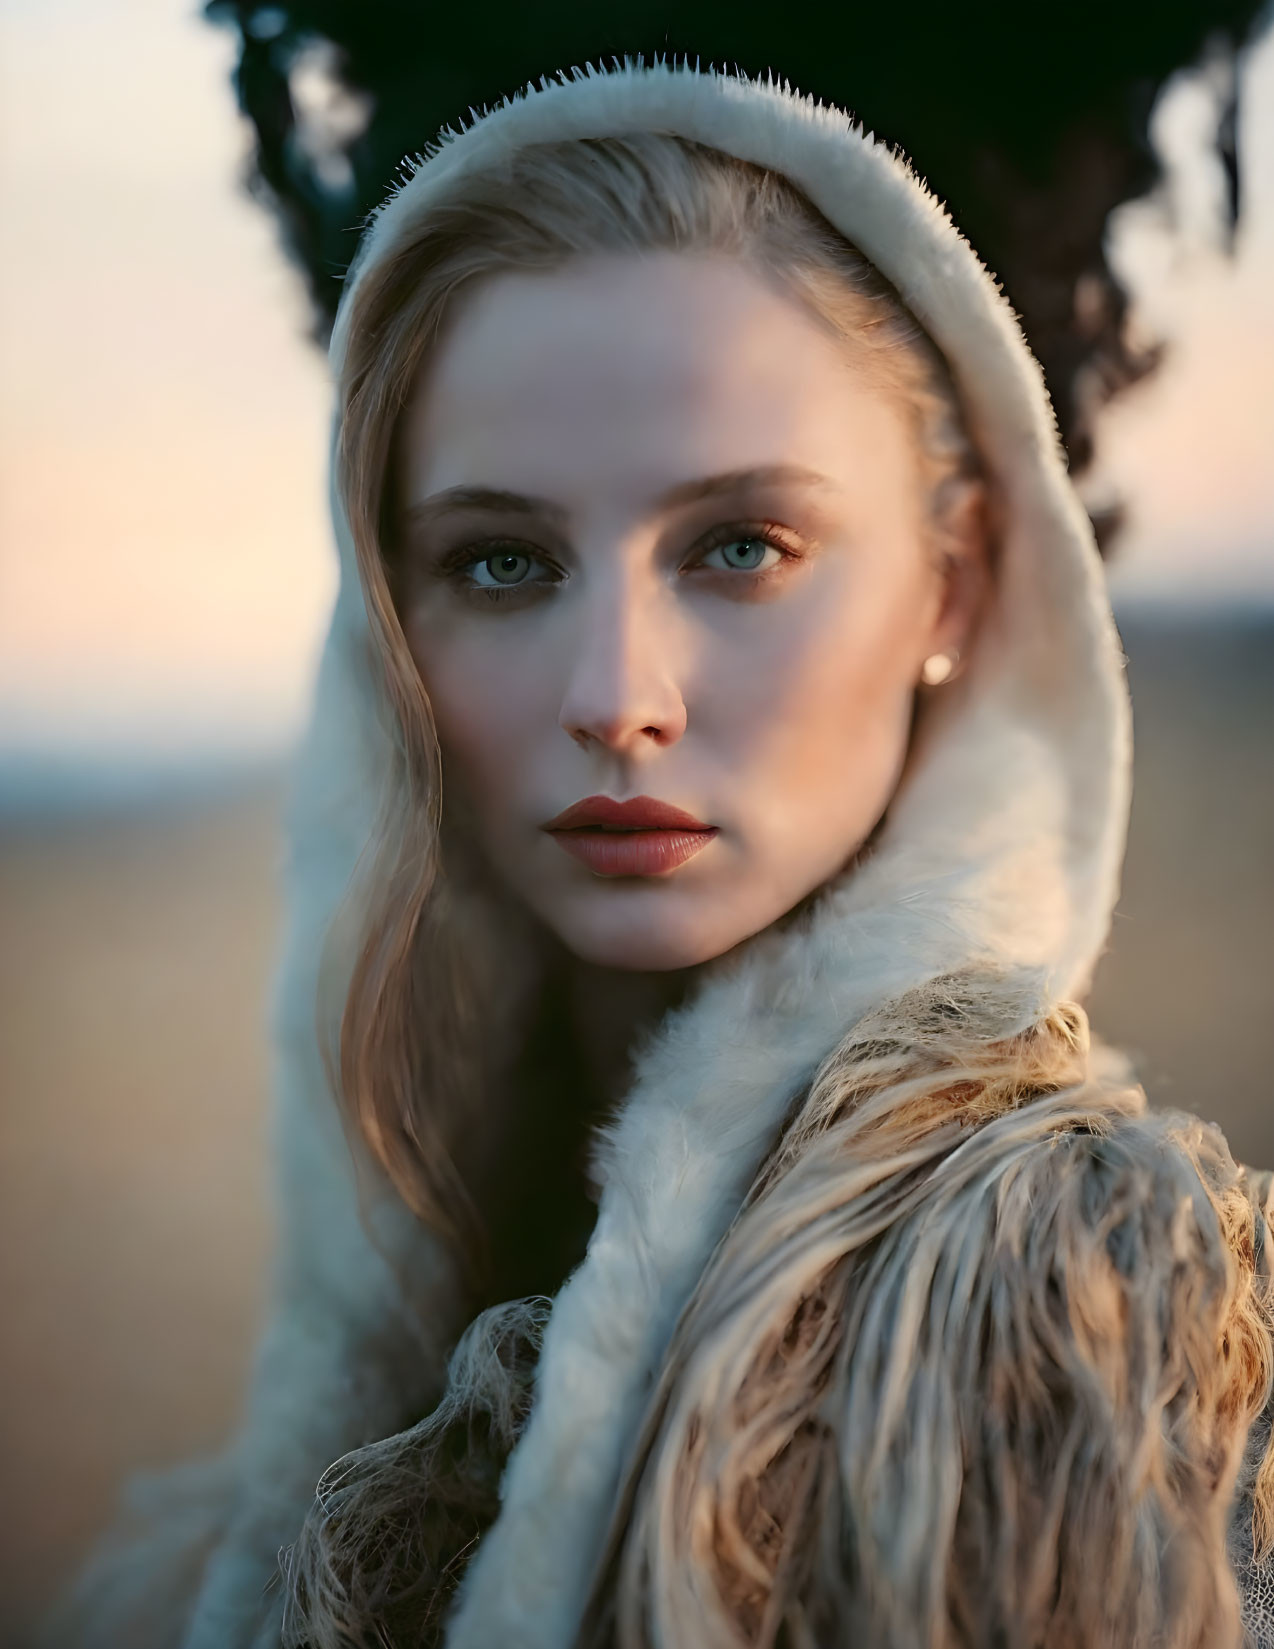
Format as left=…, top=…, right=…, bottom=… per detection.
left=701, top=536, right=782, bottom=573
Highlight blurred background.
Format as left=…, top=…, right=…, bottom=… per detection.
left=1, top=0, right=1272, bottom=1638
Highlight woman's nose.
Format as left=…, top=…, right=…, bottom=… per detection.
left=558, top=576, right=688, bottom=757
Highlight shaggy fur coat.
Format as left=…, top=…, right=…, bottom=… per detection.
left=47, top=61, right=1274, bottom=1649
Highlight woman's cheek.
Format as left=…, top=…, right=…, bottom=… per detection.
left=427, top=637, right=551, bottom=805
left=747, top=610, right=916, bottom=842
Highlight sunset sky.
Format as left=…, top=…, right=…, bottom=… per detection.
left=1, top=0, right=1271, bottom=772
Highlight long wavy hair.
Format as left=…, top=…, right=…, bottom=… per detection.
left=329, top=129, right=983, bottom=1275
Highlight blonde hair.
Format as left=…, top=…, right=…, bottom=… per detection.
left=332, top=131, right=983, bottom=1269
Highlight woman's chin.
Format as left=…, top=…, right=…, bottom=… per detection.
left=537, top=883, right=775, bottom=974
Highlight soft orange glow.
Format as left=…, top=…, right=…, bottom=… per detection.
left=0, top=0, right=336, bottom=759
left=0, top=3, right=1269, bottom=765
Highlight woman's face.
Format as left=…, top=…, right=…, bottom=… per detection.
left=395, top=251, right=983, bottom=971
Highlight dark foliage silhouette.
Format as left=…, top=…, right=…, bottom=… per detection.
left=204, top=0, right=1268, bottom=550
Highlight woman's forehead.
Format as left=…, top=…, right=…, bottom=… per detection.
left=397, top=250, right=918, bottom=521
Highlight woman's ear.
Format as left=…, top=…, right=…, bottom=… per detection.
left=926, top=479, right=991, bottom=680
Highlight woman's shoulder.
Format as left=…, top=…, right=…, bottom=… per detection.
left=818, top=1092, right=1274, bottom=1646
left=654, top=1008, right=1274, bottom=1648
left=815, top=1088, right=1274, bottom=1648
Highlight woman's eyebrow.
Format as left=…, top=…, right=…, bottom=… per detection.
left=403, top=464, right=833, bottom=529
left=656, top=462, right=834, bottom=510
left=403, top=485, right=566, bottom=529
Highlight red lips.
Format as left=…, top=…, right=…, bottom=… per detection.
left=541, top=794, right=718, bottom=877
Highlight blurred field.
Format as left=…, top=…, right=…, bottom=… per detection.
left=0, top=608, right=1271, bottom=1640
left=0, top=785, right=279, bottom=1640
left=1088, top=609, right=1274, bottom=1167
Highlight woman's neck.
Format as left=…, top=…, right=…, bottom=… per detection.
left=472, top=950, right=695, bottom=1309
left=562, top=957, right=695, bottom=1110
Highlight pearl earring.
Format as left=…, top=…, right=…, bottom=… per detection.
left=920, top=650, right=957, bottom=686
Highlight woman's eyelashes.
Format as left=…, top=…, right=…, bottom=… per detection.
left=693, top=522, right=799, bottom=579
left=423, top=539, right=565, bottom=606
left=467, top=546, right=562, bottom=596
left=431, top=520, right=806, bottom=607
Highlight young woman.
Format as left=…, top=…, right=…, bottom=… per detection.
left=55, top=60, right=1274, bottom=1649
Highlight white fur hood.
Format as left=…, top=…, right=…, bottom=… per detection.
left=289, top=58, right=1134, bottom=1649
